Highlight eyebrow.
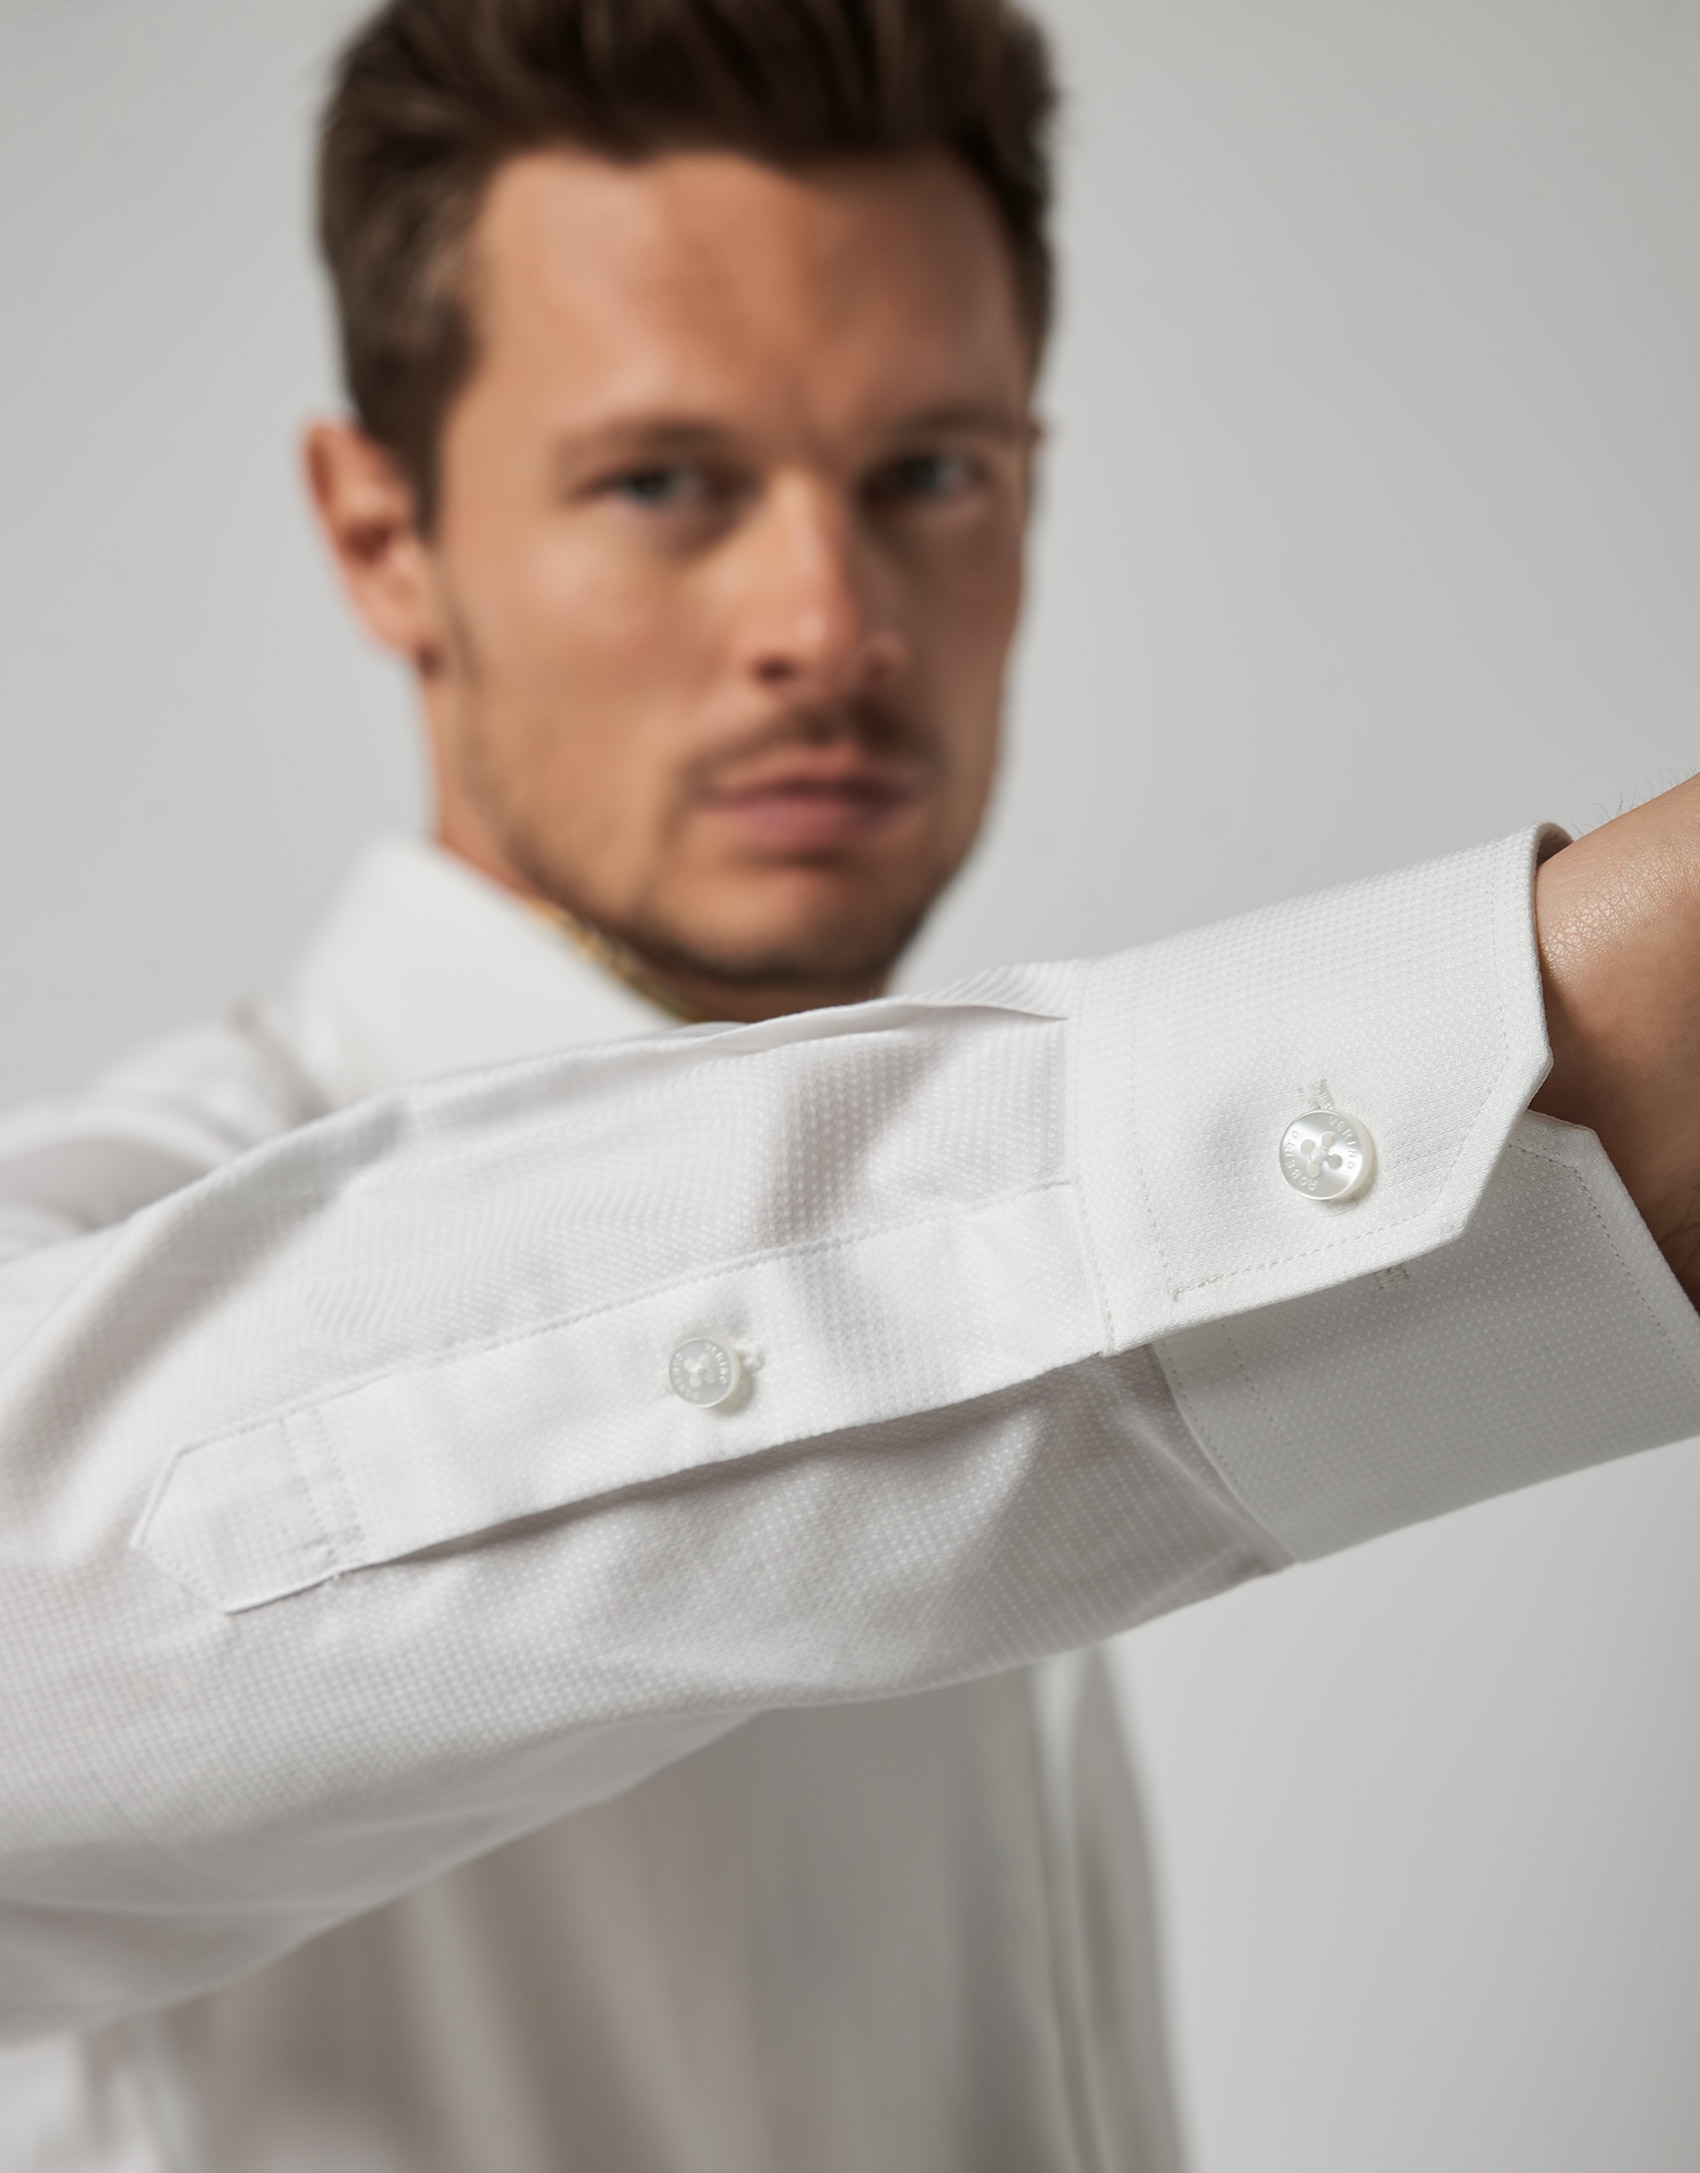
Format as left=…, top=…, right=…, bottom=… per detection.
left=548, top=419, right=732, bottom=481
left=883, top=401, right=1029, bottom=442
left=551, top=399, right=1029, bottom=478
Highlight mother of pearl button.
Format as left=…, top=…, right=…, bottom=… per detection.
left=1278, top=1111, right=1375, bottom=1201
left=669, top=1334, right=744, bottom=1408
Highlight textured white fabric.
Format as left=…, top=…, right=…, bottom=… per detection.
left=1, top=829, right=1697, bottom=2172
left=1160, top=1111, right=1700, bottom=1558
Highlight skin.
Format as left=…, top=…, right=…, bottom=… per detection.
left=1531, top=777, right=1700, bottom=1305
left=308, top=148, right=1035, bottom=1022
left=308, top=144, right=1700, bottom=1309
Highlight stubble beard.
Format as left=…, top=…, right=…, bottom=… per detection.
left=449, top=678, right=963, bottom=1010
left=611, top=874, right=940, bottom=998
left=496, top=788, right=951, bottom=1003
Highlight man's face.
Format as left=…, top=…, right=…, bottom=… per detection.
left=319, top=148, right=1037, bottom=1016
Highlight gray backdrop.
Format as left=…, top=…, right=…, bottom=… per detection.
left=2, top=1, right=1697, bottom=2166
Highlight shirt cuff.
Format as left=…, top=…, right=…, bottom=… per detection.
left=1071, top=824, right=1567, bottom=1343
left=1152, top=1110, right=1700, bottom=1557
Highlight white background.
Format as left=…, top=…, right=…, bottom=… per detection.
left=2, top=2, right=1698, bottom=2166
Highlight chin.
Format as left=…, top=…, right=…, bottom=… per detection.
left=642, top=870, right=936, bottom=992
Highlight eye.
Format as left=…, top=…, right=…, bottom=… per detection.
left=868, top=451, right=980, bottom=508
left=607, top=465, right=706, bottom=511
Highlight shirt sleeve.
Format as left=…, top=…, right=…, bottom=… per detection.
left=2, top=825, right=1697, bottom=2038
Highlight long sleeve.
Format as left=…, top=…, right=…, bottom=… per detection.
left=3, top=827, right=1698, bottom=2037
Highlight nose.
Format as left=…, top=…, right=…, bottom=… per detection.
left=731, top=476, right=907, bottom=707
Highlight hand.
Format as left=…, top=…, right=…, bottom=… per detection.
left=1532, top=771, right=1700, bottom=1307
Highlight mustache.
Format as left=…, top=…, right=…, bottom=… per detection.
left=682, top=696, right=939, bottom=794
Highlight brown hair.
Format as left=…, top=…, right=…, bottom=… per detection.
left=317, top=0, right=1058, bottom=528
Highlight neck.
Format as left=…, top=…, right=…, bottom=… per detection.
left=520, top=896, right=709, bottom=1023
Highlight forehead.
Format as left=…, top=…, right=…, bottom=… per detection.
left=465, top=146, right=1032, bottom=434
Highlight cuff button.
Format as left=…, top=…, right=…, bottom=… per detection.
left=1279, top=1111, right=1376, bottom=1201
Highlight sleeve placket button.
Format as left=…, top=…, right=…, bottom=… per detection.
left=669, top=1334, right=744, bottom=1408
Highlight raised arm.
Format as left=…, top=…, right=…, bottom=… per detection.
left=3, top=828, right=1697, bottom=2041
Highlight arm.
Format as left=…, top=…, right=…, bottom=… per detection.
left=1533, top=769, right=1700, bottom=1305
left=3, top=827, right=1697, bottom=2039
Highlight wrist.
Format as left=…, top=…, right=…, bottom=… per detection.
left=1531, top=782, right=1700, bottom=1303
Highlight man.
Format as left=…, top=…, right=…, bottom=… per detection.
left=1, top=0, right=1697, bottom=2167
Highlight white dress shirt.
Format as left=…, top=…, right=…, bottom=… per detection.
left=1, top=829, right=1697, bottom=2172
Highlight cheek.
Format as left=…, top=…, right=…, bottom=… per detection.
left=448, top=521, right=724, bottom=801
left=439, top=524, right=724, bottom=895
left=914, top=540, right=1022, bottom=764
left=473, top=528, right=686, bottom=699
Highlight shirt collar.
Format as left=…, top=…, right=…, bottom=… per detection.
left=273, top=834, right=675, bottom=1104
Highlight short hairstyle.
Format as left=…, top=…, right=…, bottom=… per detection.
left=317, top=0, right=1058, bottom=528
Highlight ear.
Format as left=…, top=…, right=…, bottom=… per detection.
left=303, top=419, right=444, bottom=666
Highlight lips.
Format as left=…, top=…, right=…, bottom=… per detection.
left=699, top=767, right=921, bottom=853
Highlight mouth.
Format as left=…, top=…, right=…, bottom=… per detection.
left=698, top=763, right=924, bottom=854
